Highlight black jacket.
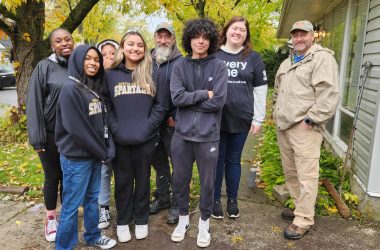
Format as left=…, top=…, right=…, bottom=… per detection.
left=55, top=45, right=114, bottom=161
left=170, top=55, right=228, bottom=142
left=152, top=46, right=182, bottom=121
left=104, top=63, right=169, bottom=145
left=26, top=54, right=69, bottom=150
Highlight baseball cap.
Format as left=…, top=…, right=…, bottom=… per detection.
left=290, top=20, right=314, bottom=33
left=154, top=22, right=175, bottom=35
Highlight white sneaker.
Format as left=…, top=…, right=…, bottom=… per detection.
left=171, top=215, right=189, bottom=242
left=197, top=218, right=210, bottom=248
left=98, top=207, right=110, bottom=229
left=135, top=224, right=148, bottom=239
left=45, top=216, right=58, bottom=242
left=117, top=225, right=131, bottom=242
left=94, top=235, right=117, bottom=249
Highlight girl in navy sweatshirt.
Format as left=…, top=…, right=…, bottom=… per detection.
left=103, top=31, right=168, bottom=242
left=55, top=45, right=116, bottom=250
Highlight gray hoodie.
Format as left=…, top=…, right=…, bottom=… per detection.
left=170, top=54, right=228, bottom=142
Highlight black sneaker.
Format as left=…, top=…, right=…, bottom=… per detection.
left=211, top=200, right=224, bottom=219
left=227, top=199, right=240, bottom=218
left=150, top=199, right=170, bottom=215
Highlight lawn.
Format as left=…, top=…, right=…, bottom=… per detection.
left=0, top=142, right=44, bottom=199
left=0, top=108, right=201, bottom=206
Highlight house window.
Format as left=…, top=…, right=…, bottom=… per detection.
left=342, top=0, right=368, bottom=112
left=319, top=0, right=368, bottom=144
left=320, top=1, right=348, bottom=134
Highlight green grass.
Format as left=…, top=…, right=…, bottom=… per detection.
left=0, top=142, right=44, bottom=199
left=150, top=164, right=201, bottom=211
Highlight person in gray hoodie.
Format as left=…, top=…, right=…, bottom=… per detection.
left=26, top=28, right=73, bottom=242
left=169, top=18, right=228, bottom=248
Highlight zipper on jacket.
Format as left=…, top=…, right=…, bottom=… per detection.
left=192, top=112, right=199, bottom=139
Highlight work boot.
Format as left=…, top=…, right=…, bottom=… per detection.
left=284, top=223, right=310, bottom=240
left=167, top=194, right=179, bottom=224
left=150, top=198, right=170, bottom=214
left=281, top=208, right=295, bottom=220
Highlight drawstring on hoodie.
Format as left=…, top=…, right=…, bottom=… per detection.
left=68, top=76, right=109, bottom=140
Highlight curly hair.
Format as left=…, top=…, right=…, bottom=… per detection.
left=182, top=18, right=219, bottom=56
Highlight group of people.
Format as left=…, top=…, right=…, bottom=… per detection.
left=25, top=16, right=339, bottom=249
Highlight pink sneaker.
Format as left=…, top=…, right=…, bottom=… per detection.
left=45, top=216, right=58, bottom=242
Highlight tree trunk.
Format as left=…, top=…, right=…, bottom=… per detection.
left=10, top=0, right=45, bottom=108
left=0, top=0, right=101, bottom=109
left=195, top=0, right=206, bottom=18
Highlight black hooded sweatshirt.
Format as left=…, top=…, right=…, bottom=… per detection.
left=151, top=45, right=182, bottom=120
left=26, top=53, right=69, bottom=150
left=104, top=62, right=169, bottom=145
left=55, top=45, right=114, bottom=161
left=170, top=54, right=228, bottom=142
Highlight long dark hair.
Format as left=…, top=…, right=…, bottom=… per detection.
left=219, top=16, right=252, bottom=58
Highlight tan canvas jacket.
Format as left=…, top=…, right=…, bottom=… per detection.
left=273, top=43, right=340, bottom=131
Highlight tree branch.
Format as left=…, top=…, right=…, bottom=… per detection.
left=0, top=4, right=17, bottom=21
left=232, top=0, right=242, bottom=9
left=0, top=19, right=11, bottom=34
left=59, top=0, right=100, bottom=34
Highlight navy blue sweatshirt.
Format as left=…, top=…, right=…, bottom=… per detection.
left=152, top=46, right=182, bottom=121
left=170, top=55, right=228, bottom=142
left=55, top=45, right=114, bottom=161
left=104, top=63, right=169, bottom=145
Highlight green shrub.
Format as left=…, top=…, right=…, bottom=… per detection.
left=261, top=44, right=290, bottom=88
left=0, top=106, right=28, bottom=145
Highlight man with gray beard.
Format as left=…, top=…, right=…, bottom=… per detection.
left=150, top=22, right=182, bottom=224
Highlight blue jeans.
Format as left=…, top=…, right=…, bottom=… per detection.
left=56, top=155, right=102, bottom=250
left=98, top=164, right=112, bottom=206
left=214, top=131, right=248, bottom=201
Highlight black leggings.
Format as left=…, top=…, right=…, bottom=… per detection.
left=37, top=133, right=63, bottom=210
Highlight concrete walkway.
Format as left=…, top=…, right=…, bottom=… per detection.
left=1, top=135, right=380, bottom=249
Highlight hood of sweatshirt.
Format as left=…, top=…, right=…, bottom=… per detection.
left=185, top=53, right=216, bottom=64
left=68, top=44, right=104, bottom=80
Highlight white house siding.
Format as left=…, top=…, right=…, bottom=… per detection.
left=353, top=0, right=380, bottom=191
left=363, top=0, right=380, bottom=197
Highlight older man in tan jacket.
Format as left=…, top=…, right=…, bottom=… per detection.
left=273, top=20, right=340, bottom=240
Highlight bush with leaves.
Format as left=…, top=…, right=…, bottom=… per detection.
left=261, top=44, right=290, bottom=88
left=0, top=106, right=27, bottom=145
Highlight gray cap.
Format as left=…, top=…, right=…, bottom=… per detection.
left=154, top=22, right=175, bottom=35
left=290, top=20, right=314, bottom=33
